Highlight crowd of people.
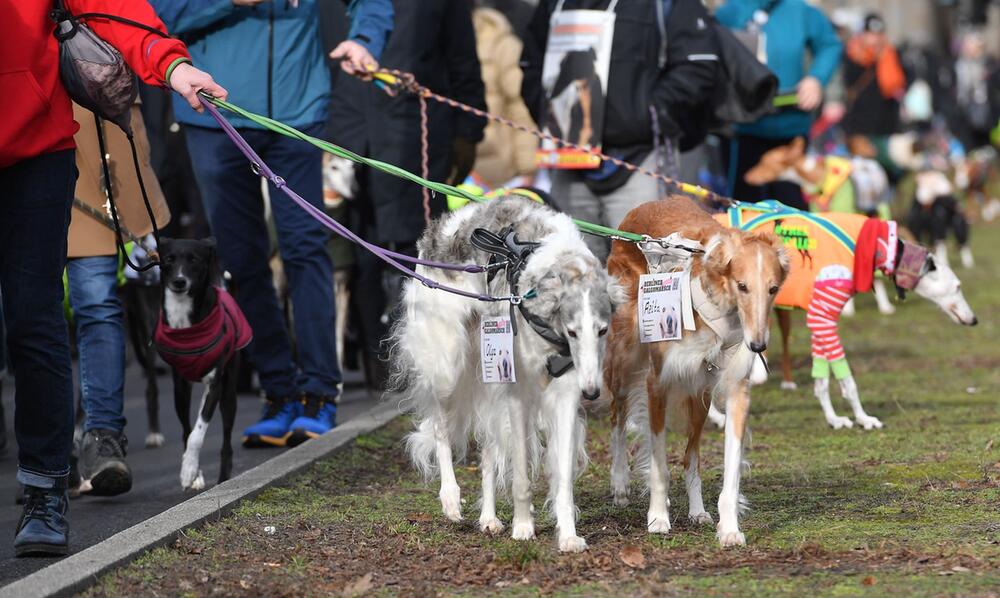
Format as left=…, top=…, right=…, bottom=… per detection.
left=1, top=0, right=998, bottom=559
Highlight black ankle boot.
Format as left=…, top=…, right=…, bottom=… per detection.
left=14, top=486, right=69, bottom=557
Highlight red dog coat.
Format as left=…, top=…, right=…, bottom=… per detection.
left=154, top=288, right=252, bottom=382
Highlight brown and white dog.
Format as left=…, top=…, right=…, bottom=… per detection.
left=604, top=197, right=788, bottom=547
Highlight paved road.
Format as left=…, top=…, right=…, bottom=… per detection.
left=0, top=364, right=374, bottom=586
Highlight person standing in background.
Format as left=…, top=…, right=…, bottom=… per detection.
left=716, top=0, right=842, bottom=209
left=840, top=12, right=906, bottom=177
left=150, top=0, right=393, bottom=446
left=67, top=102, right=172, bottom=499
left=1, top=0, right=225, bottom=557
left=321, top=0, right=486, bottom=392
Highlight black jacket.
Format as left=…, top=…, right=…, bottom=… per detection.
left=520, top=0, right=718, bottom=152
left=321, top=0, right=486, bottom=244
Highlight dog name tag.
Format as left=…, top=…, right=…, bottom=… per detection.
left=638, top=272, right=683, bottom=343
left=481, top=316, right=516, bottom=384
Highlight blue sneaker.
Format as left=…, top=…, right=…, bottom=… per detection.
left=242, top=396, right=302, bottom=448
left=287, top=394, right=337, bottom=447
left=15, top=486, right=69, bottom=557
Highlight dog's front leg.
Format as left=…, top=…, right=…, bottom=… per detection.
left=645, top=352, right=671, bottom=535
left=180, top=370, right=218, bottom=491
left=814, top=377, right=853, bottom=429
left=508, top=398, right=535, bottom=541
left=609, top=390, right=631, bottom=507
left=685, top=394, right=713, bottom=526
left=872, top=279, right=896, bottom=315
left=717, top=383, right=749, bottom=547
left=478, top=442, right=503, bottom=534
left=434, top=417, right=462, bottom=522
left=550, top=382, right=586, bottom=552
left=838, top=375, right=883, bottom=430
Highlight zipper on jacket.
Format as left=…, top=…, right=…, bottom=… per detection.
left=267, top=3, right=274, bottom=119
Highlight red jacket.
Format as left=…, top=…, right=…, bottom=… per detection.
left=0, top=1, right=190, bottom=169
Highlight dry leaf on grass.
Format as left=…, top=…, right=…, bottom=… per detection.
left=862, top=575, right=877, bottom=586
left=342, top=572, right=374, bottom=597
left=407, top=512, right=432, bottom=523
left=619, top=546, right=646, bottom=569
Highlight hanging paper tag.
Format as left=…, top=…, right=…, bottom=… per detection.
left=638, top=272, right=683, bottom=343
left=481, top=316, right=516, bottom=383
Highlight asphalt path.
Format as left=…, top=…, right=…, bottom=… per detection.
left=0, top=363, right=374, bottom=586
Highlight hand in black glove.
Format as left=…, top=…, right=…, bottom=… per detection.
left=448, top=137, right=478, bottom=186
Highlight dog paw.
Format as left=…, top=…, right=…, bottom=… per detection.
left=689, top=512, right=714, bottom=526
left=479, top=517, right=504, bottom=535
left=878, top=304, right=896, bottom=315
left=440, top=489, right=462, bottom=522
left=780, top=380, right=798, bottom=392
left=612, top=491, right=630, bottom=508
left=180, top=457, right=201, bottom=489
left=856, top=415, right=884, bottom=430
left=717, top=530, right=746, bottom=547
left=827, top=415, right=854, bottom=430
left=511, top=520, right=535, bottom=541
left=558, top=535, right=588, bottom=553
left=191, top=472, right=205, bottom=491
left=145, top=433, right=165, bottom=448
left=647, top=514, right=671, bottom=535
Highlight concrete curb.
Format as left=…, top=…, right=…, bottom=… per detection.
left=0, top=401, right=401, bottom=598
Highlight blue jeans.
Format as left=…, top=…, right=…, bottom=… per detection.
left=66, top=256, right=126, bottom=434
left=0, top=150, right=76, bottom=488
left=184, top=124, right=340, bottom=398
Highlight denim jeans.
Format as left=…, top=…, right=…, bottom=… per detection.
left=184, top=124, right=341, bottom=398
left=0, top=150, right=76, bottom=488
left=66, top=256, right=127, bottom=434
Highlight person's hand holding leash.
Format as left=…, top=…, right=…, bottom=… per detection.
left=330, top=40, right=378, bottom=77
left=169, top=63, right=228, bottom=112
left=796, top=76, right=823, bottom=111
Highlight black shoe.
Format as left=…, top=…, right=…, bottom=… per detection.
left=14, top=486, right=69, bottom=557
left=78, top=429, right=132, bottom=497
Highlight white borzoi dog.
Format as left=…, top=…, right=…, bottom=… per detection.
left=391, top=195, right=623, bottom=552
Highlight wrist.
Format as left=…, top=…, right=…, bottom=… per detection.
left=165, top=57, right=192, bottom=85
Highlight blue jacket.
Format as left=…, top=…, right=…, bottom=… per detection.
left=716, top=0, right=841, bottom=138
left=152, top=0, right=392, bottom=130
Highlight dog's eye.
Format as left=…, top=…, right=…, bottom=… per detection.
left=769, top=285, right=779, bottom=295
left=737, top=282, right=748, bottom=293
left=567, top=329, right=577, bottom=338
left=598, top=326, right=608, bottom=337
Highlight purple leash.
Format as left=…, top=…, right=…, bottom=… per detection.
left=200, top=98, right=512, bottom=303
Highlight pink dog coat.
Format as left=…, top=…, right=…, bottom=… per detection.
left=154, top=288, right=252, bottom=382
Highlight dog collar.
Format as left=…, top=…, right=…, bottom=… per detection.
left=894, top=240, right=930, bottom=291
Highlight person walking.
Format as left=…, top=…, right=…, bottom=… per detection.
left=716, top=0, right=842, bottom=209
left=150, top=0, right=393, bottom=447
left=67, top=101, right=172, bottom=497
left=1, top=0, right=225, bottom=557
left=521, top=0, right=719, bottom=260
left=322, top=0, right=486, bottom=392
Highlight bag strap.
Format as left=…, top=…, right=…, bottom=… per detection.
left=656, top=0, right=674, bottom=69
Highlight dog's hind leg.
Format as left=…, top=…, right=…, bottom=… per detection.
left=435, top=414, right=463, bottom=522
left=180, top=370, right=221, bottom=491
left=218, top=363, right=239, bottom=483
left=645, top=347, right=671, bottom=535
left=717, top=383, right=749, bottom=547
left=545, top=376, right=587, bottom=552
left=873, top=279, right=896, bottom=315
left=685, top=393, right=713, bottom=526
left=609, top=391, right=631, bottom=507
left=777, top=309, right=797, bottom=391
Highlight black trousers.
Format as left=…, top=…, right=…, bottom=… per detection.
left=722, top=134, right=809, bottom=210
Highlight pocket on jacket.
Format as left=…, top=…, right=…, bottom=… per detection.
left=0, top=70, right=56, bottom=153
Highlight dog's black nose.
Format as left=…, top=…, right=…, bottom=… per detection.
left=970, top=316, right=978, bottom=326
left=582, top=388, right=601, bottom=401
left=168, top=279, right=188, bottom=292
left=749, top=341, right=767, bottom=353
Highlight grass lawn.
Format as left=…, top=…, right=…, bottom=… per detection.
left=87, top=222, right=1000, bottom=597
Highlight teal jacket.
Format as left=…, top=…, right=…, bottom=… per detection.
left=716, top=0, right=841, bottom=138
left=153, top=0, right=393, bottom=130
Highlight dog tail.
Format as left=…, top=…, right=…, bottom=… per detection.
left=405, top=418, right=439, bottom=481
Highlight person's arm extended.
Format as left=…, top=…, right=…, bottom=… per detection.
left=346, top=0, right=393, bottom=60
left=147, top=0, right=239, bottom=35
left=804, top=4, right=842, bottom=86
left=519, top=0, right=552, bottom=127
left=649, top=0, right=718, bottom=136
left=69, top=0, right=226, bottom=110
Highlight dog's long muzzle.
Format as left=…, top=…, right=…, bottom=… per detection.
left=582, top=387, right=601, bottom=401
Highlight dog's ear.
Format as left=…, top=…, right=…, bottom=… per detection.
left=789, top=136, right=806, bottom=158
left=702, top=231, right=736, bottom=274
left=758, top=232, right=791, bottom=278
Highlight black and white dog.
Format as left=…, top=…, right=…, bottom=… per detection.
left=154, top=238, right=251, bottom=490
